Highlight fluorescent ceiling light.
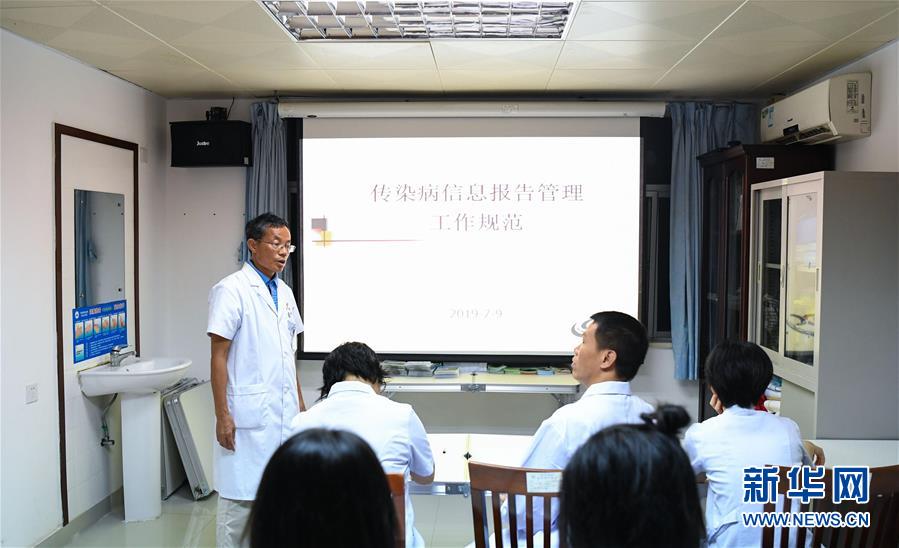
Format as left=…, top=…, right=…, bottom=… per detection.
left=261, top=0, right=573, bottom=40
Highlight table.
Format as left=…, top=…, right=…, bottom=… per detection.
left=412, top=433, right=533, bottom=496
left=413, top=436, right=899, bottom=496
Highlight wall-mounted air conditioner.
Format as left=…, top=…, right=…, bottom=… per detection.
left=760, top=72, right=871, bottom=145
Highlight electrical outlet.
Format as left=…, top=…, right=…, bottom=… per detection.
left=25, top=383, right=38, bottom=404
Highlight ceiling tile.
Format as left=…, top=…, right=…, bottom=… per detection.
left=301, top=41, right=436, bottom=69
left=102, top=1, right=252, bottom=43
left=438, top=69, right=552, bottom=92
left=547, top=68, right=664, bottom=90
left=860, top=8, right=898, bottom=43
left=1, top=1, right=95, bottom=7
left=556, top=40, right=692, bottom=69
left=108, top=67, right=242, bottom=97
left=160, top=2, right=291, bottom=44
left=51, top=41, right=192, bottom=72
left=755, top=40, right=895, bottom=94
left=325, top=69, right=444, bottom=92
left=655, top=66, right=770, bottom=95
left=176, top=42, right=320, bottom=71
left=567, top=1, right=743, bottom=41
left=0, top=5, right=100, bottom=42
left=709, top=1, right=899, bottom=41
left=218, top=68, right=342, bottom=92
left=675, top=40, right=830, bottom=71
left=430, top=40, right=562, bottom=70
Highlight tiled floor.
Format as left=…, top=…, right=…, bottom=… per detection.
left=62, top=486, right=475, bottom=547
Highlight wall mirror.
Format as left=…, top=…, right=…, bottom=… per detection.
left=74, top=190, right=126, bottom=308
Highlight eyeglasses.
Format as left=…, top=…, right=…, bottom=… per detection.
left=257, top=240, right=296, bottom=254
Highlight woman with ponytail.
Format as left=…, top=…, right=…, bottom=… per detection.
left=560, top=404, right=704, bottom=548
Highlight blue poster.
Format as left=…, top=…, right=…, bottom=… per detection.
left=73, top=300, right=127, bottom=364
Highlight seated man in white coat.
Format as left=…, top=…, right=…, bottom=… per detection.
left=683, top=340, right=823, bottom=548
left=504, top=311, right=655, bottom=548
left=290, top=342, right=434, bottom=548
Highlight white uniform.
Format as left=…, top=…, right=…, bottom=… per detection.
left=207, top=262, right=303, bottom=501
left=290, top=381, right=434, bottom=548
left=510, top=381, right=654, bottom=548
left=683, top=406, right=811, bottom=548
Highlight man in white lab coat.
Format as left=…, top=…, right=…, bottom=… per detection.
left=291, top=342, right=435, bottom=548
left=503, top=311, right=654, bottom=548
left=207, top=213, right=305, bottom=547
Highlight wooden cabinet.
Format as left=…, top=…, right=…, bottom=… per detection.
left=696, top=144, right=832, bottom=419
left=748, top=171, right=898, bottom=439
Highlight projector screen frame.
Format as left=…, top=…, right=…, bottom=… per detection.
left=295, top=119, right=650, bottom=365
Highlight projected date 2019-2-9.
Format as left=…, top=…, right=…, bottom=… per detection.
left=449, top=309, right=503, bottom=320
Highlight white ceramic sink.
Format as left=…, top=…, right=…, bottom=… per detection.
left=79, top=357, right=191, bottom=397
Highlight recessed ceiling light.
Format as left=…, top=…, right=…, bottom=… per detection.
left=261, top=0, right=573, bottom=40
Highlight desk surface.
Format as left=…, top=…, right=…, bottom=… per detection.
left=810, top=439, right=899, bottom=468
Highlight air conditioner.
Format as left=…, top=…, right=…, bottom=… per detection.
left=760, top=73, right=871, bottom=145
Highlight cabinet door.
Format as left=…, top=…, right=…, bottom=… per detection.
left=723, top=161, right=746, bottom=340
left=754, top=188, right=783, bottom=353
left=700, top=168, right=723, bottom=358
left=783, top=184, right=820, bottom=367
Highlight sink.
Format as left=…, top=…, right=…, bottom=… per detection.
left=79, top=357, right=191, bottom=396
left=78, top=356, right=191, bottom=522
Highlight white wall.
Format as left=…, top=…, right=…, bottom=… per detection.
left=800, top=41, right=899, bottom=435
left=162, top=99, right=254, bottom=381
left=0, top=29, right=167, bottom=546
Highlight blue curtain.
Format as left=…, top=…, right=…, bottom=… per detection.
left=74, top=190, right=96, bottom=308
left=244, top=101, right=292, bottom=286
left=668, top=102, right=758, bottom=380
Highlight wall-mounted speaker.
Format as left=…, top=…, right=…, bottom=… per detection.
left=170, top=120, right=252, bottom=167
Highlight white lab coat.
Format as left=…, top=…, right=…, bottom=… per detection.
left=207, top=262, right=304, bottom=501
left=683, top=406, right=812, bottom=548
left=290, top=381, right=435, bottom=548
left=509, top=381, right=654, bottom=548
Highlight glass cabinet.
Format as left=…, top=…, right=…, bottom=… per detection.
left=748, top=171, right=899, bottom=439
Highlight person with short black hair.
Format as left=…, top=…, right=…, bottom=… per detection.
left=684, top=340, right=823, bottom=547
left=291, top=342, right=434, bottom=548
left=560, top=404, right=704, bottom=548
left=207, top=212, right=304, bottom=547
left=505, top=311, right=654, bottom=547
left=247, top=428, right=397, bottom=548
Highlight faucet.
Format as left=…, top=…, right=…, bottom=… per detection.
left=110, top=345, right=136, bottom=367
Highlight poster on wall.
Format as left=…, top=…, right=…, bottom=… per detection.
left=73, top=300, right=127, bottom=364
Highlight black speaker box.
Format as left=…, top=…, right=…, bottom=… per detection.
left=170, top=121, right=252, bottom=167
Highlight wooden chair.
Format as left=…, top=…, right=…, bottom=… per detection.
left=468, top=461, right=565, bottom=548
left=762, top=465, right=899, bottom=548
left=386, top=472, right=406, bottom=548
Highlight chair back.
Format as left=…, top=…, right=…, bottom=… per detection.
left=468, top=461, right=565, bottom=548
left=762, top=464, right=899, bottom=548
left=386, top=472, right=406, bottom=548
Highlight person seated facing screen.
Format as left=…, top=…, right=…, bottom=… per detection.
left=247, top=428, right=397, bottom=548
left=683, top=340, right=824, bottom=548
left=290, top=342, right=434, bottom=548
left=497, top=311, right=655, bottom=548
left=560, top=404, right=705, bottom=548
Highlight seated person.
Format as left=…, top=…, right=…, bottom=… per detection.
left=504, top=311, right=655, bottom=547
left=248, top=428, right=397, bottom=548
left=683, top=340, right=823, bottom=547
left=560, top=405, right=704, bottom=548
left=291, top=342, right=434, bottom=548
